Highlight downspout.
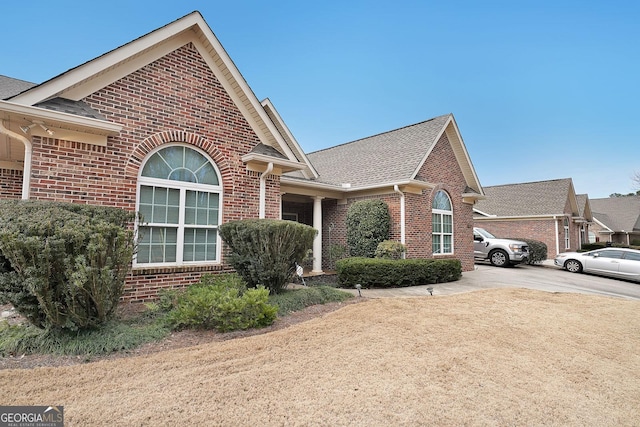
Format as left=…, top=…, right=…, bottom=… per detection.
left=0, top=120, right=32, bottom=200
left=553, top=215, right=560, bottom=256
left=393, top=185, right=406, bottom=257
left=259, top=162, right=274, bottom=219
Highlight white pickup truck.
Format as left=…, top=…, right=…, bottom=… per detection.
left=473, top=227, right=529, bottom=267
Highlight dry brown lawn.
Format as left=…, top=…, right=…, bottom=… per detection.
left=1, top=288, right=639, bottom=426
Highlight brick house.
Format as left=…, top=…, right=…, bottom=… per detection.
left=473, top=178, right=593, bottom=258
left=0, top=12, right=484, bottom=301
left=589, top=196, right=640, bottom=245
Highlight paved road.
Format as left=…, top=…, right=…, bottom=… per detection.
left=344, top=262, right=640, bottom=300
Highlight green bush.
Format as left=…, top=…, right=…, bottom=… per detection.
left=167, top=274, right=278, bottom=332
left=336, top=257, right=461, bottom=288
left=268, top=286, right=353, bottom=315
left=0, top=200, right=135, bottom=331
left=375, top=240, right=406, bottom=259
left=508, top=237, right=547, bottom=264
left=219, top=219, right=317, bottom=294
left=346, top=200, right=391, bottom=258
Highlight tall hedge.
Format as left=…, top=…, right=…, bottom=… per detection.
left=346, top=199, right=391, bottom=257
left=219, top=219, right=317, bottom=294
left=0, top=200, right=135, bottom=331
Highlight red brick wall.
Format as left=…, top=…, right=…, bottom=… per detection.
left=0, top=169, right=22, bottom=199
left=320, top=131, right=476, bottom=272
left=23, top=43, right=280, bottom=301
left=474, top=216, right=585, bottom=259
left=475, top=219, right=559, bottom=257
left=413, top=132, right=475, bottom=271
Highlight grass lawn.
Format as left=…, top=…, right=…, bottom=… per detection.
left=1, top=288, right=638, bottom=426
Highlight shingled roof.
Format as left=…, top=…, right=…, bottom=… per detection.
left=474, top=178, right=577, bottom=217
left=590, top=196, right=640, bottom=232
left=0, top=75, right=36, bottom=99
left=305, top=114, right=451, bottom=188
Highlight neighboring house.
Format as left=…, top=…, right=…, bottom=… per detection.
left=590, top=196, right=640, bottom=245
left=0, top=12, right=484, bottom=301
left=473, top=178, right=592, bottom=258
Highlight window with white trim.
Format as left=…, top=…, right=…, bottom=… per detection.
left=135, top=145, right=222, bottom=266
left=432, top=190, right=453, bottom=255
left=564, top=217, right=570, bottom=250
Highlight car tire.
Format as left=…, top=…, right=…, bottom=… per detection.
left=565, top=259, right=583, bottom=273
left=489, top=249, right=509, bottom=267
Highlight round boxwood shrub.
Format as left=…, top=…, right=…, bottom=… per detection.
left=219, top=219, right=317, bottom=294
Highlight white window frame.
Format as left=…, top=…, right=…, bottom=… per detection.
left=134, top=144, right=223, bottom=268
left=564, top=217, right=570, bottom=250
left=432, top=190, right=454, bottom=255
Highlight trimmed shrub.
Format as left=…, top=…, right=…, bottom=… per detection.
left=166, top=273, right=277, bottom=332
left=336, top=257, right=462, bottom=288
left=219, top=219, right=317, bottom=294
left=346, top=200, right=390, bottom=258
left=0, top=200, right=135, bottom=331
left=508, top=238, right=547, bottom=264
left=375, top=240, right=406, bottom=259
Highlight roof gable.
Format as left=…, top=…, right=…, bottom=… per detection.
left=475, top=178, right=579, bottom=217
left=590, top=196, right=640, bottom=232
left=302, top=114, right=483, bottom=195
left=6, top=11, right=301, bottom=165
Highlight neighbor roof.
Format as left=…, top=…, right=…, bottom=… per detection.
left=474, top=178, right=577, bottom=217
left=0, top=75, right=36, bottom=99
left=305, top=114, right=451, bottom=188
left=590, top=196, right=640, bottom=232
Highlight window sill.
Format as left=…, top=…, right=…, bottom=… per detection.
left=132, top=263, right=224, bottom=276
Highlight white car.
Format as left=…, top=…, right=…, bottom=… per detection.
left=554, top=248, right=640, bottom=282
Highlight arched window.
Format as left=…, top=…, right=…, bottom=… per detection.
left=135, top=145, right=222, bottom=266
left=432, top=190, right=453, bottom=255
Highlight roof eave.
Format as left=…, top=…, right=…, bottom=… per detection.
left=241, top=153, right=305, bottom=174
left=0, top=100, right=122, bottom=135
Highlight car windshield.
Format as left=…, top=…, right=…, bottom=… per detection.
left=475, top=228, right=496, bottom=239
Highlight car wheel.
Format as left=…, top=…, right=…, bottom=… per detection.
left=489, top=250, right=509, bottom=267
left=565, top=259, right=583, bottom=273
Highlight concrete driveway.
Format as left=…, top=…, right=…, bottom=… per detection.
left=344, top=261, right=640, bottom=300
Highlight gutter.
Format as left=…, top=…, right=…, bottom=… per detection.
left=553, top=215, right=560, bottom=255
left=393, top=185, right=406, bottom=249
left=259, top=162, right=274, bottom=219
left=0, top=120, right=32, bottom=199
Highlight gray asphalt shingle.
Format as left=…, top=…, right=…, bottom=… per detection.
left=474, top=178, right=573, bottom=216
left=590, top=196, right=640, bottom=232
left=305, top=114, right=451, bottom=188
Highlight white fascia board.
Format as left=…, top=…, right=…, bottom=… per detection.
left=241, top=152, right=305, bottom=172
left=411, top=117, right=447, bottom=181
left=12, top=13, right=206, bottom=105
left=190, top=24, right=299, bottom=161
left=474, top=214, right=566, bottom=221
left=592, top=216, right=613, bottom=232
left=445, top=116, right=485, bottom=196
left=0, top=100, right=122, bottom=135
left=281, top=177, right=434, bottom=194
left=261, top=99, right=318, bottom=179
left=473, top=208, right=495, bottom=217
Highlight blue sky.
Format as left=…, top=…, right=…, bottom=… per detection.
left=2, top=1, right=638, bottom=198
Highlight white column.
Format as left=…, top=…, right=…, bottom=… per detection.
left=312, top=196, right=324, bottom=274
